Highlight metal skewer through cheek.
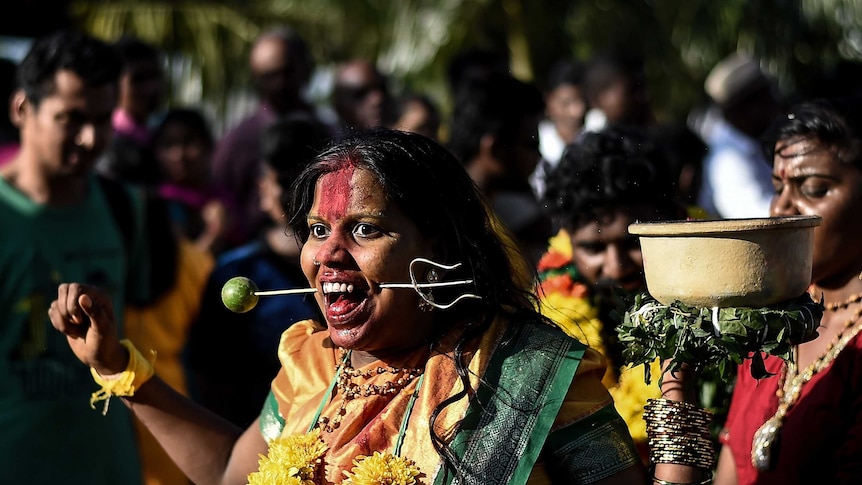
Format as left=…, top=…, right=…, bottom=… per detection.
left=252, top=258, right=482, bottom=310
left=403, top=257, right=481, bottom=309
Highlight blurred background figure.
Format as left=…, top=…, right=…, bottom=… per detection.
left=212, top=25, right=319, bottom=249
left=445, top=46, right=510, bottom=102
left=332, top=59, right=394, bottom=135
left=540, top=59, right=586, bottom=165
left=391, top=92, right=441, bottom=140
left=152, top=108, right=233, bottom=255
left=97, top=36, right=165, bottom=186
left=448, top=71, right=550, bottom=265
left=113, top=37, right=165, bottom=146
left=649, top=122, right=709, bottom=217
left=0, top=29, right=147, bottom=485
left=187, top=114, right=328, bottom=428
left=583, top=51, right=653, bottom=132
left=532, top=58, right=586, bottom=197
left=696, top=53, right=782, bottom=219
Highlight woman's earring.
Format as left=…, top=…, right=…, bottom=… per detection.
left=419, top=269, right=439, bottom=312
left=313, top=259, right=321, bottom=266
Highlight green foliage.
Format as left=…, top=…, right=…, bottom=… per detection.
left=618, top=293, right=823, bottom=384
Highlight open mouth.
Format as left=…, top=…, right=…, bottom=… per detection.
left=322, top=281, right=368, bottom=322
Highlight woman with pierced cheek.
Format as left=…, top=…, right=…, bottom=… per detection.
left=716, top=96, right=862, bottom=485
left=48, top=129, right=720, bottom=484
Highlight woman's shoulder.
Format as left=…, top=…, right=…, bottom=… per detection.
left=278, top=319, right=329, bottom=358
left=270, top=320, right=337, bottom=415
left=488, top=317, right=591, bottom=380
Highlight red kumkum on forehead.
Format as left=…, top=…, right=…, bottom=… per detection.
left=318, top=158, right=357, bottom=220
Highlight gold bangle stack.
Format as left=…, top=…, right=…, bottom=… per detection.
left=644, top=398, right=716, bottom=470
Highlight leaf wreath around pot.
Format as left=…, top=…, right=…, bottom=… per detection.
left=617, top=292, right=823, bottom=384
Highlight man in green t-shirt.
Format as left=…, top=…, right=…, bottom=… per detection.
left=0, top=30, right=148, bottom=484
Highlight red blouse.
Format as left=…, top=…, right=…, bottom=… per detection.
left=721, top=334, right=862, bottom=484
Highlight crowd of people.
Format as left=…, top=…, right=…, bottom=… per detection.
left=1, top=23, right=862, bottom=485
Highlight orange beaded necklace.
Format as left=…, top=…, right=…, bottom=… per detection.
left=316, top=349, right=425, bottom=433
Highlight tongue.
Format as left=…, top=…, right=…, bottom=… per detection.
left=329, top=294, right=363, bottom=316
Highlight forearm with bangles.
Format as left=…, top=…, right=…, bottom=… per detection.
left=649, top=364, right=715, bottom=485
left=648, top=398, right=715, bottom=485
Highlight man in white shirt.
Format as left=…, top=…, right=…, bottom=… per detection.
left=697, top=53, right=781, bottom=219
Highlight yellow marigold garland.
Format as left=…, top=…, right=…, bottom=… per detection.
left=342, top=451, right=421, bottom=485
left=249, top=353, right=426, bottom=485
left=537, top=229, right=661, bottom=444
left=247, top=428, right=329, bottom=485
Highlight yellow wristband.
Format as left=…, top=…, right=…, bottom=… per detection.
left=90, top=339, right=155, bottom=414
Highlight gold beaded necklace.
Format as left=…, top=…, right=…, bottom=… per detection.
left=317, top=350, right=425, bottom=433
left=821, top=272, right=862, bottom=311
left=823, top=292, right=862, bottom=311
left=751, top=304, right=862, bottom=471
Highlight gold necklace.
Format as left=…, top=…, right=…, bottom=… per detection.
left=751, top=305, right=862, bottom=471
left=818, top=272, right=862, bottom=311
left=823, top=292, right=862, bottom=311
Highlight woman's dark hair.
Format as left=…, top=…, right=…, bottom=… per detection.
left=287, top=129, right=543, bottom=478
left=763, top=96, right=862, bottom=169
left=18, top=29, right=121, bottom=107
left=543, top=127, right=683, bottom=231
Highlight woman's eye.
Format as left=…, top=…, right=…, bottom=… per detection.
left=352, top=223, right=381, bottom=239
left=309, top=223, right=329, bottom=239
left=800, top=182, right=829, bottom=198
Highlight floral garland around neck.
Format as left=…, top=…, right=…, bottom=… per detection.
left=536, top=230, right=661, bottom=444
left=246, top=350, right=424, bottom=485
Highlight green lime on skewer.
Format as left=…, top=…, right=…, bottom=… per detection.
left=221, top=276, right=260, bottom=313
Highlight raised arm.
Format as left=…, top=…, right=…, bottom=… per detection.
left=48, top=283, right=268, bottom=485
left=649, top=364, right=715, bottom=485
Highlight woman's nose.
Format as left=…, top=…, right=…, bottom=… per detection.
left=315, top=232, right=352, bottom=267
left=770, top=189, right=798, bottom=217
